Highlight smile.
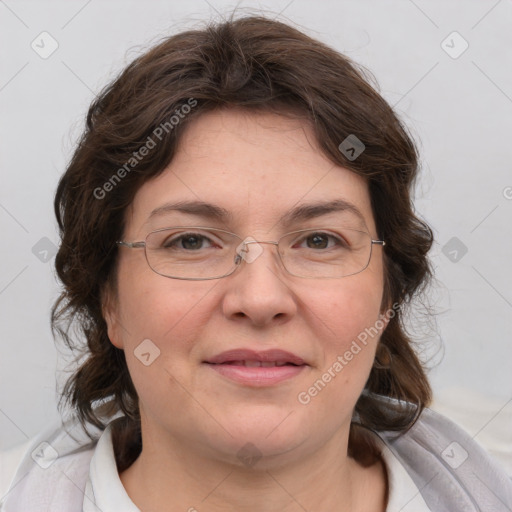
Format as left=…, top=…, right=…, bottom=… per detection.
left=220, top=360, right=295, bottom=367
left=203, top=349, right=308, bottom=386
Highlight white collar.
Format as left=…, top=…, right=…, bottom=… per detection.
left=83, top=423, right=140, bottom=512
left=83, top=425, right=430, bottom=512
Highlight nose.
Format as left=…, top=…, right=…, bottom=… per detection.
left=221, top=240, right=297, bottom=327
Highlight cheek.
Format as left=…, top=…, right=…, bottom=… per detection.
left=115, top=255, right=207, bottom=336
left=310, top=274, right=383, bottom=340
left=291, top=278, right=384, bottom=438
left=112, top=261, right=215, bottom=384
left=302, top=275, right=383, bottom=383
left=114, top=274, right=216, bottom=413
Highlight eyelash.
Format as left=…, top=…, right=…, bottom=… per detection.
left=159, top=230, right=349, bottom=251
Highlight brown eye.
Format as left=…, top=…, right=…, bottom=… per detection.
left=294, top=232, right=347, bottom=250
left=305, top=233, right=329, bottom=249
left=162, top=233, right=213, bottom=250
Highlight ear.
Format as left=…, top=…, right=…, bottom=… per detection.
left=101, top=283, right=124, bottom=350
left=378, top=272, right=396, bottom=333
left=378, top=301, right=399, bottom=333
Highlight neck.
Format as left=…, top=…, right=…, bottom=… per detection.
left=118, top=423, right=387, bottom=512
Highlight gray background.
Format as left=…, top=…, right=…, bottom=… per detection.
left=1, top=0, right=511, bottom=464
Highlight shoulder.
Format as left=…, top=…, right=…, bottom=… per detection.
left=0, top=419, right=101, bottom=511
left=378, top=407, right=512, bottom=511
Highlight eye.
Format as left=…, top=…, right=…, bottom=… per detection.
left=294, top=231, right=348, bottom=250
left=162, top=232, right=215, bottom=251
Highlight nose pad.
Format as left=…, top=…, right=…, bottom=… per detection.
left=234, top=237, right=265, bottom=265
left=234, top=238, right=284, bottom=271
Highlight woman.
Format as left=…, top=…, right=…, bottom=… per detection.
left=2, top=15, right=511, bottom=512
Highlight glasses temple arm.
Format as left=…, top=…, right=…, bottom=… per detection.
left=116, top=241, right=146, bottom=248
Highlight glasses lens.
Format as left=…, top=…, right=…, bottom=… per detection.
left=278, top=228, right=372, bottom=278
left=143, top=226, right=374, bottom=279
left=145, top=227, right=239, bottom=279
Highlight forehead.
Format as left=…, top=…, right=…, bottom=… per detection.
left=126, top=109, right=376, bottom=236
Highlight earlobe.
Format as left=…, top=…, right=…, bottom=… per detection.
left=379, top=306, right=391, bottom=328
left=102, top=286, right=124, bottom=349
left=378, top=300, right=400, bottom=333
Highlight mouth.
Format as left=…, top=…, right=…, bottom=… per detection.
left=216, top=360, right=299, bottom=367
left=203, top=349, right=308, bottom=386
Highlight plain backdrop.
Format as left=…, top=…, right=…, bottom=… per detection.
left=1, top=0, right=511, bottom=464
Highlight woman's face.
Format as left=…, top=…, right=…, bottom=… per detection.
left=106, top=109, right=387, bottom=467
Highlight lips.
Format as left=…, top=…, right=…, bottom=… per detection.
left=205, top=349, right=306, bottom=366
left=222, top=360, right=291, bottom=367
left=204, top=349, right=308, bottom=386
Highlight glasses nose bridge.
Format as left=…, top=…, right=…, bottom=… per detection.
left=234, top=238, right=283, bottom=269
left=244, top=239, right=279, bottom=247
left=242, top=239, right=280, bottom=257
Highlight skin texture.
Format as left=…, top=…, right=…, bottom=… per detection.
left=105, top=109, right=388, bottom=511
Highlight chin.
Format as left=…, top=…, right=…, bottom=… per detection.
left=203, top=411, right=312, bottom=469
left=217, top=435, right=308, bottom=472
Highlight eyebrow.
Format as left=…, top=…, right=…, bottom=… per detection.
left=147, top=198, right=366, bottom=227
left=148, top=200, right=232, bottom=223
left=278, top=199, right=365, bottom=227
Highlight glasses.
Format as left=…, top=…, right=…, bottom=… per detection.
left=117, top=226, right=385, bottom=280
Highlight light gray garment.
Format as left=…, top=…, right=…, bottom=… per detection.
left=1, top=407, right=511, bottom=511
left=377, top=407, right=512, bottom=511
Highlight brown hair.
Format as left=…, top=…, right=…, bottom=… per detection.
left=53, top=15, right=433, bottom=470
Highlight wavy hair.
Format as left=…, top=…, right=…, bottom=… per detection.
left=53, top=15, right=433, bottom=471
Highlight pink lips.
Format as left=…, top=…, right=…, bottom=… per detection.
left=204, top=349, right=307, bottom=386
